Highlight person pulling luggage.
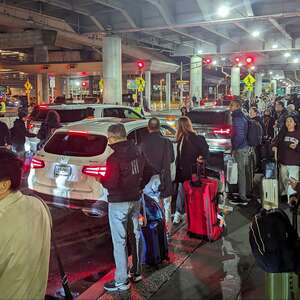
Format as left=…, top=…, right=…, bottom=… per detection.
left=174, top=116, right=209, bottom=224
left=141, top=117, right=175, bottom=237
left=99, top=123, right=145, bottom=292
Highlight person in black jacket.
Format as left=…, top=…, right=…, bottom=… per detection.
left=141, top=117, right=175, bottom=236
left=272, top=115, right=300, bottom=200
left=100, top=123, right=145, bottom=292
left=0, top=120, right=11, bottom=148
left=174, top=116, right=209, bottom=224
left=10, top=111, right=35, bottom=158
left=37, top=110, right=61, bottom=149
left=249, top=107, right=264, bottom=172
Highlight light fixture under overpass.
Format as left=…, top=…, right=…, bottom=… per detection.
left=217, top=4, right=230, bottom=18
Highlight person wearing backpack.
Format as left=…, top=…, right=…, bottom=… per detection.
left=272, top=115, right=300, bottom=201
left=229, top=100, right=251, bottom=206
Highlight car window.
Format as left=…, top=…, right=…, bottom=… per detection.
left=31, top=108, right=88, bottom=123
left=128, top=127, right=149, bottom=145
left=187, top=110, right=231, bottom=125
left=103, top=108, right=124, bottom=118
left=123, top=108, right=142, bottom=119
left=44, top=132, right=107, bottom=157
left=160, top=125, right=176, bottom=138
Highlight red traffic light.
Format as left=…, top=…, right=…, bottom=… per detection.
left=204, top=57, right=212, bottom=64
left=245, top=56, right=254, bottom=64
left=137, top=61, right=145, bottom=70
left=234, top=57, right=241, bottom=64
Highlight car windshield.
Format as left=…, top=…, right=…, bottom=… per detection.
left=31, top=108, right=88, bottom=123
left=44, top=132, right=108, bottom=157
left=187, top=110, right=231, bottom=125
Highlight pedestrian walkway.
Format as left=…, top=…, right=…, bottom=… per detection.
left=79, top=201, right=265, bottom=300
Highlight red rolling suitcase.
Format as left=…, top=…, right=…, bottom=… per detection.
left=184, top=177, right=224, bottom=241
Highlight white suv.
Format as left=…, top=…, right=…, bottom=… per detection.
left=27, top=118, right=176, bottom=217
left=26, top=104, right=145, bottom=152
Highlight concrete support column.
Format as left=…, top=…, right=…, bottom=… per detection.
left=42, top=74, right=49, bottom=103
left=89, top=76, right=93, bottom=96
left=36, top=74, right=43, bottom=105
left=65, top=78, right=71, bottom=98
left=103, top=36, right=122, bottom=104
left=255, top=73, right=263, bottom=97
left=145, top=71, right=151, bottom=110
left=190, top=55, right=202, bottom=100
left=231, top=67, right=240, bottom=96
left=271, top=79, right=277, bottom=96
left=166, top=73, right=171, bottom=109
left=55, top=77, right=63, bottom=97
left=34, top=45, right=49, bottom=103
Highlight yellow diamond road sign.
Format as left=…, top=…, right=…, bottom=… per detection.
left=135, top=77, right=145, bottom=92
left=243, top=74, right=256, bottom=86
left=24, top=80, right=32, bottom=94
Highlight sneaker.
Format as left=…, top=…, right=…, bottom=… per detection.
left=103, top=280, right=131, bottom=292
left=128, top=272, right=142, bottom=283
left=173, top=212, right=182, bottom=224
left=229, top=198, right=249, bottom=206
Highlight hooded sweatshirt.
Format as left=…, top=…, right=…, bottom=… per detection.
left=100, top=140, right=145, bottom=203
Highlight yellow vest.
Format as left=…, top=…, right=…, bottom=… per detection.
left=133, top=106, right=142, bottom=115
left=0, top=101, right=6, bottom=112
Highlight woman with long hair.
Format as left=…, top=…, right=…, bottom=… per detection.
left=173, top=116, right=209, bottom=224
left=272, top=115, right=300, bottom=200
left=37, top=110, right=61, bottom=149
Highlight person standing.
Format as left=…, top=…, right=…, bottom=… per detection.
left=0, top=120, right=11, bottom=148
left=0, top=149, right=51, bottom=299
left=249, top=107, right=264, bottom=172
left=141, top=117, right=175, bottom=235
left=274, top=100, right=288, bottom=134
left=37, top=110, right=61, bottom=149
left=272, top=115, right=300, bottom=201
left=100, top=124, right=145, bottom=292
left=229, top=100, right=250, bottom=206
left=10, top=110, right=35, bottom=158
left=174, top=116, right=209, bottom=223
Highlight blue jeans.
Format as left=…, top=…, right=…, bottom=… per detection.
left=108, top=200, right=143, bottom=284
left=175, top=183, right=185, bottom=214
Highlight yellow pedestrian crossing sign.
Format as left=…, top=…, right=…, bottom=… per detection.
left=135, top=77, right=145, bottom=92
left=243, top=74, right=256, bottom=91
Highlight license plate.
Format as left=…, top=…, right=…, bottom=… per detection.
left=54, top=165, right=71, bottom=177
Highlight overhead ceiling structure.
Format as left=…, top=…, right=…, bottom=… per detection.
left=0, top=0, right=299, bottom=77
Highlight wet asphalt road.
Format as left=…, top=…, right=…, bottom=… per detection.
left=45, top=205, right=114, bottom=298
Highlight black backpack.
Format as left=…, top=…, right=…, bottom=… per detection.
left=247, top=118, right=263, bottom=147
left=249, top=208, right=299, bottom=273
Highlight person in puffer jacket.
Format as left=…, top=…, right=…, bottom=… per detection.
left=229, top=100, right=250, bottom=206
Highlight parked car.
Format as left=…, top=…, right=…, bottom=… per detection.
left=28, top=118, right=176, bottom=216
left=187, top=106, right=232, bottom=153
left=26, top=103, right=145, bottom=151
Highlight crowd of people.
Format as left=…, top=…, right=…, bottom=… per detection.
left=1, top=93, right=300, bottom=297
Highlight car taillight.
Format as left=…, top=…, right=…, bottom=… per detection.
left=31, top=157, right=45, bottom=169
left=212, top=126, right=232, bottom=136
left=27, top=120, right=34, bottom=130
left=82, top=165, right=107, bottom=177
